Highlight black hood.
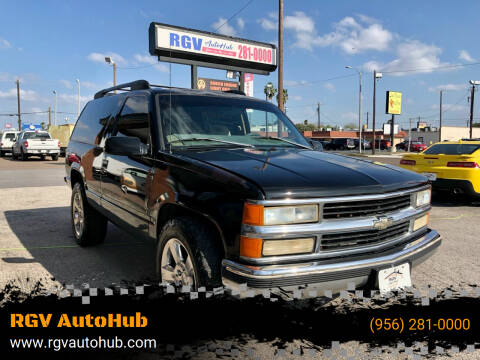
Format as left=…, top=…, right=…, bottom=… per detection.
left=181, top=147, right=428, bottom=199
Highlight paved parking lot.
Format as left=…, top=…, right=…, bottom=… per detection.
left=1, top=154, right=479, bottom=359
left=1, top=154, right=479, bottom=292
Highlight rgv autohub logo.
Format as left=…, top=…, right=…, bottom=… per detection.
left=10, top=313, right=148, bottom=328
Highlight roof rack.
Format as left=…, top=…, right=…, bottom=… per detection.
left=94, top=80, right=150, bottom=99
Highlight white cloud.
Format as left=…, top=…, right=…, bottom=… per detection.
left=324, top=82, right=336, bottom=92
left=60, top=80, right=73, bottom=89
left=87, top=52, right=127, bottom=65
left=459, top=50, right=475, bottom=62
left=81, top=81, right=99, bottom=90
left=431, top=103, right=468, bottom=113
left=0, top=37, right=11, bottom=49
left=285, top=79, right=309, bottom=87
left=292, top=95, right=302, bottom=101
left=237, top=18, right=245, bottom=30
left=363, top=40, right=448, bottom=76
left=58, top=93, right=91, bottom=104
left=428, top=83, right=467, bottom=92
left=212, top=17, right=236, bottom=36
left=134, top=53, right=169, bottom=72
left=259, top=13, right=392, bottom=53
left=0, top=88, right=38, bottom=101
left=341, top=112, right=358, bottom=121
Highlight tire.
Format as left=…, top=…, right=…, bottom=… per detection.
left=11, top=148, right=17, bottom=160
left=339, top=145, right=345, bottom=150
left=20, top=148, right=27, bottom=161
left=40, top=155, right=46, bottom=161
left=156, top=217, right=222, bottom=289
left=0, top=151, right=3, bottom=157
left=71, top=182, right=107, bottom=246
left=51, top=154, right=59, bottom=161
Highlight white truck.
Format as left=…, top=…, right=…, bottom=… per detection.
left=0, top=130, right=19, bottom=157
left=12, top=130, right=60, bottom=161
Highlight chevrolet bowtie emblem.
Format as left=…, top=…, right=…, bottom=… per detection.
left=373, top=216, right=394, bottom=230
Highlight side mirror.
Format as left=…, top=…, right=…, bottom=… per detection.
left=105, top=136, right=148, bottom=156
left=309, top=139, right=323, bottom=151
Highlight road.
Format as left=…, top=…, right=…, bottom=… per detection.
left=0, top=154, right=479, bottom=359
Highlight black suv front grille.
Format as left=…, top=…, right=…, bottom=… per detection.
left=320, top=221, right=410, bottom=251
left=322, top=194, right=411, bottom=219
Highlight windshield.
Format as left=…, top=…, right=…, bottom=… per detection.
left=5, top=133, right=16, bottom=140
left=23, top=132, right=51, bottom=139
left=423, top=143, right=480, bottom=155
left=158, top=95, right=310, bottom=149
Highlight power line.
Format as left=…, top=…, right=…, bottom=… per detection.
left=287, top=73, right=356, bottom=88
left=215, top=0, right=254, bottom=33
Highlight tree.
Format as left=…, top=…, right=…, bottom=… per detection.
left=276, top=88, right=288, bottom=108
left=295, top=123, right=316, bottom=132
left=344, top=122, right=357, bottom=130
left=264, top=82, right=277, bottom=101
left=473, top=122, right=480, bottom=128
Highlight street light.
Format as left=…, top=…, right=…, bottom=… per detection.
left=52, top=90, right=57, bottom=126
left=372, top=70, right=383, bottom=154
left=76, top=79, right=80, bottom=119
left=346, top=66, right=362, bottom=153
left=105, top=56, right=117, bottom=91
left=468, top=80, right=480, bottom=138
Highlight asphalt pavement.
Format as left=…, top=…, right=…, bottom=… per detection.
left=0, top=154, right=479, bottom=359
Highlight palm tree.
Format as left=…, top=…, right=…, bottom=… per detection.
left=264, top=82, right=277, bottom=101
left=276, top=88, right=288, bottom=108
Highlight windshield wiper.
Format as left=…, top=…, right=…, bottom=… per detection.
left=255, top=136, right=312, bottom=150
left=169, top=137, right=255, bottom=148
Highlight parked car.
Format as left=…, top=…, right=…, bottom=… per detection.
left=353, top=138, right=371, bottom=150
left=399, top=140, right=480, bottom=199
left=65, top=80, right=440, bottom=295
left=325, top=138, right=355, bottom=150
left=396, top=141, right=427, bottom=152
left=371, top=139, right=391, bottom=150
left=0, top=130, right=19, bottom=157
left=12, top=130, right=60, bottom=160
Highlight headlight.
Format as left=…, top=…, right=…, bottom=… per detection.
left=414, top=189, right=431, bottom=208
left=264, top=205, right=318, bottom=225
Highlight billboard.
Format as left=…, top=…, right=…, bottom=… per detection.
left=197, top=78, right=239, bottom=92
left=386, top=91, right=402, bottom=115
left=244, top=73, right=254, bottom=97
left=149, top=23, right=277, bottom=74
left=22, top=124, right=42, bottom=131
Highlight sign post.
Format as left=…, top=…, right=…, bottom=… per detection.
left=386, top=91, right=402, bottom=153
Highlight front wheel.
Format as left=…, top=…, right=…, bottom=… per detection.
left=156, top=217, right=222, bottom=289
left=71, top=182, right=107, bottom=246
left=11, top=148, right=17, bottom=160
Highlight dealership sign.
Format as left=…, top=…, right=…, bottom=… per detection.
left=197, top=78, right=239, bottom=92
left=386, top=91, right=402, bottom=115
left=149, top=23, right=277, bottom=74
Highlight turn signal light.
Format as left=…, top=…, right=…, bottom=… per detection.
left=400, top=159, right=416, bottom=165
left=242, top=203, right=264, bottom=226
left=239, top=236, right=263, bottom=258
left=447, top=162, right=479, bottom=168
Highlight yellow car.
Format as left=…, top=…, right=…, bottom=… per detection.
left=399, top=140, right=480, bottom=198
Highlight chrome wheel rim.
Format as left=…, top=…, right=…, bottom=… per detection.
left=161, top=238, right=196, bottom=288
left=72, top=191, right=84, bottom=237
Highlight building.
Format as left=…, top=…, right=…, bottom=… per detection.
left=406, top=126, right=480, bottom=145
left=303, top=130, right=406, bottom=147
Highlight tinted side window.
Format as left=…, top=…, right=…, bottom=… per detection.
left=114, top=96, right=150, bottom=145
left=70, top=96, right=124, bottom=145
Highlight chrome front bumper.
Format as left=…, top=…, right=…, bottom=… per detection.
left=222, top=229, right=441, bottom=293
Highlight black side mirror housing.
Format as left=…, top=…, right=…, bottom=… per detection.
left=105, top=136, right=148, bottom=156
left=309, top=139, right=323, bottom=151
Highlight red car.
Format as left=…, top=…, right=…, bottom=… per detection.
left=396, top=141, right=427, bottom=152
left=370, top=139, right=391, bottom=150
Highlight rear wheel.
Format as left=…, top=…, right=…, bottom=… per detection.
left=51, top=154, right=59, bottom=161
left=11, top=148, right=17, bottom=160
left=40, top=155, right=46, bottom=160
left=0, top=151, right=4, bottom=157
left=71, top=182, right=107, bottom=246
left=156, top=217, right=222, bottom=289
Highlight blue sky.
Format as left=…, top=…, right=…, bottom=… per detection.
left=1, top=0, right=480, bottom=129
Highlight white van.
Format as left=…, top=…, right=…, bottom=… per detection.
left=0, top=130, right=19, bottom=157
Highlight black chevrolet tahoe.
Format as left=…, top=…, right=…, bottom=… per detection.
left=65, top=80, right=441, bottom=295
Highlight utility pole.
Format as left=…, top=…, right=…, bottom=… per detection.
left=390, top=115, right=395, bottom=153
left=469, top=83, right=475, bottom=139
left=277, top=0, right=284, bottom=112
left=76, top=79, right=80, bottom=119
left=316, top=102, right=321, bottom=129
left=358, top=71, right=362, bottom=153
left=439, top=90, right=443, bottom=142
left=408, top=118, right=413, bottom=152
left=372, top=70, right=377, bottom=154
left=366, top=111, right=369, bottom=128
left=16, top=79, right=21, bottom=131
left=53, top=90, right=57, bottom=126
left=48, top=107, right=51, bottom=127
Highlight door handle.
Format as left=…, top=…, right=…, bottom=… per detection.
left=102, top=159, right=109, bottom=168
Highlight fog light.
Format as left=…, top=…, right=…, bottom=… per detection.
left=413, top=213, right=429, bottom=231
left=262, top=238, right=315, bottom=256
